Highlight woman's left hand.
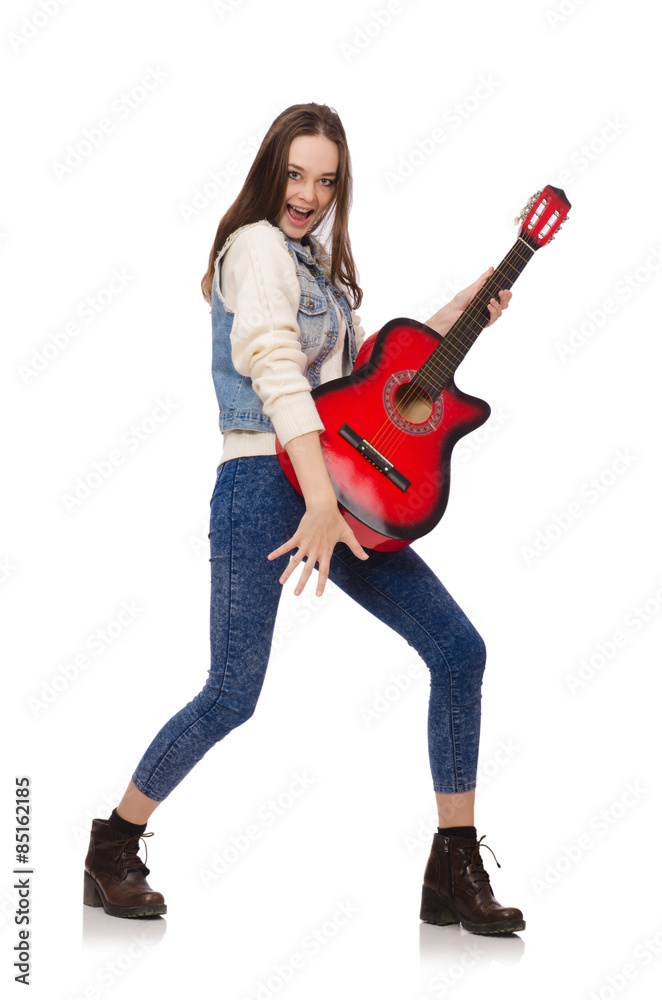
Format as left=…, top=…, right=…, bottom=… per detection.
left=457, top=266, right=511, bottom=327
left=425, top=266, right=512, bottom=335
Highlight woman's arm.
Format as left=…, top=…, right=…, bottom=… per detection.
left=424, top=267, right=512, bottom=336
left=221, top=226, right=368, bottom=597
left=222, top=224, right=326, bottom=447
left=267, top=430, right=368, bottom=597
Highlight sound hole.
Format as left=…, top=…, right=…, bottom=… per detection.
left=393, top=381, right=433, bottom=424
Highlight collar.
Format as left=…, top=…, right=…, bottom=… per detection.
left=266, top=217, right=329, bottom=271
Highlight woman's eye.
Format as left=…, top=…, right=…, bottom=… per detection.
left=287, top=171, right=335, bottom=185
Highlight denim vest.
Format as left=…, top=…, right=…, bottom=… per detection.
left=211, top=218, right=358, bottom=434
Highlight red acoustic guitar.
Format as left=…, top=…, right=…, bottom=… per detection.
left=276, top=185, right=571, bottom=551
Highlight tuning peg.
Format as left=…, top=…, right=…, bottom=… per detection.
left=516, top=190, right=543, bottom=224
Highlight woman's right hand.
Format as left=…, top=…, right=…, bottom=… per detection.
left=267, top=498, right=368, bottom=597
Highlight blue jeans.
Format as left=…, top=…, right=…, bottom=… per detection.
left=131, top=456, right=486, bottom=801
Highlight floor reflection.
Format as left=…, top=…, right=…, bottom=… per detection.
left=419, top=919, right=525, bottom=967
left=82, top=903, right=168, bottom=949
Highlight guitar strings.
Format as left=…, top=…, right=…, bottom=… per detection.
left=405, top=241, right=532, bottom=386
left=379, top=242, right=532, bottom=408
left=366, top=240, right=534, bottom=461
left=372, top=242, right=531, bottom=459
left=373, top=242, right=532, bottom=460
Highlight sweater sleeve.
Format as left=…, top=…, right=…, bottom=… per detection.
left=220, top=224, right=325, bottom=446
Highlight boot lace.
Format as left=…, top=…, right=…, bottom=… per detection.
left=111, top=830, right=153, bottom=880
left=459, top=834, right=501, bottom=886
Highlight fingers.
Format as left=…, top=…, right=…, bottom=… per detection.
left=315, top=554, right=330, bottom=598
left=486, top=298, right=500, bottom=326
left=344, top=532, right=369, bottom=561
left=267, top=540, right=292, bottom=560
left=278, top=546, right=304, bottom=588
left=267, top=533, right=301, bottom=587
left=268, top=531, right=321, bottom=596
left=268, top=517, right=370, bottom=599
left=314, top=531, right=368, bottom=597
left=293, top=546, right=327, bottom=597
left=486, top=289, right=511, bottom=327
left=293, top=555, right=316, bottom=597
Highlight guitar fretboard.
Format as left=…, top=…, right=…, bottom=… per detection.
left=413, top=237, right=537, bottom=399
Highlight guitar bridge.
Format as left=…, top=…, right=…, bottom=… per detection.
left=337, top=423, right=410, bottom=492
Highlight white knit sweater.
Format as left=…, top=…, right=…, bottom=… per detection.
left=216, top=222, right=367, bottom=468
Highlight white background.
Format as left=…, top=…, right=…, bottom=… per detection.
left=2, top=0, right=660, bottom=997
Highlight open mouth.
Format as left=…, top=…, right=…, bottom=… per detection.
left=287, top=203, right=314, bottom=225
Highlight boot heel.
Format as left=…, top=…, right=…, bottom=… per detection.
left=83, top=870, right=103, bottom=907
left=420, top=884, right=460, bottom=926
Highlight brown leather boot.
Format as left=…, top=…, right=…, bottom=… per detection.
left=84, top=818, right=167, bottom=918
left=420, top=831, right=524, bottom=934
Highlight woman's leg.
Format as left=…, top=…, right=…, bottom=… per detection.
left=327, top=540, right=487, bottom=823
left=125, top=456, right=305, bottom=808
left=436, top=788, right=475, bottom=827
left=114, top=779, right=160, bottom=825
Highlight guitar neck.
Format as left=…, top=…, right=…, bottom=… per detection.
left=415, top=236, right=537, bottom=399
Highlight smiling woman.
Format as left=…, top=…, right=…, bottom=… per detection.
left=276, top=138, right=339, bottom=234
left=82, top=101, right=523, bottom=938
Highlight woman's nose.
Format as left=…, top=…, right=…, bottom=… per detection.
left=301, top=182, right=316, bottom=203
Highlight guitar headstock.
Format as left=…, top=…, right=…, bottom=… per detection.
left=515, top=184, right=571, bottom=248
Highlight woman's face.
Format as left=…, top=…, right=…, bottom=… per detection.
left=275, top=133, right=339, bottom=240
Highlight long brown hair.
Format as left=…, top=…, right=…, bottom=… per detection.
left=200, top=102, right=362, bottom=309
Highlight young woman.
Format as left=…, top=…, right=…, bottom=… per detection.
left=83, top=102, right=524, bottom=935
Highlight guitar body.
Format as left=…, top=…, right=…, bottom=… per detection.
left=277, top=318, right=491, bottom=551
left=276, top=184, right=571, bottom=552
